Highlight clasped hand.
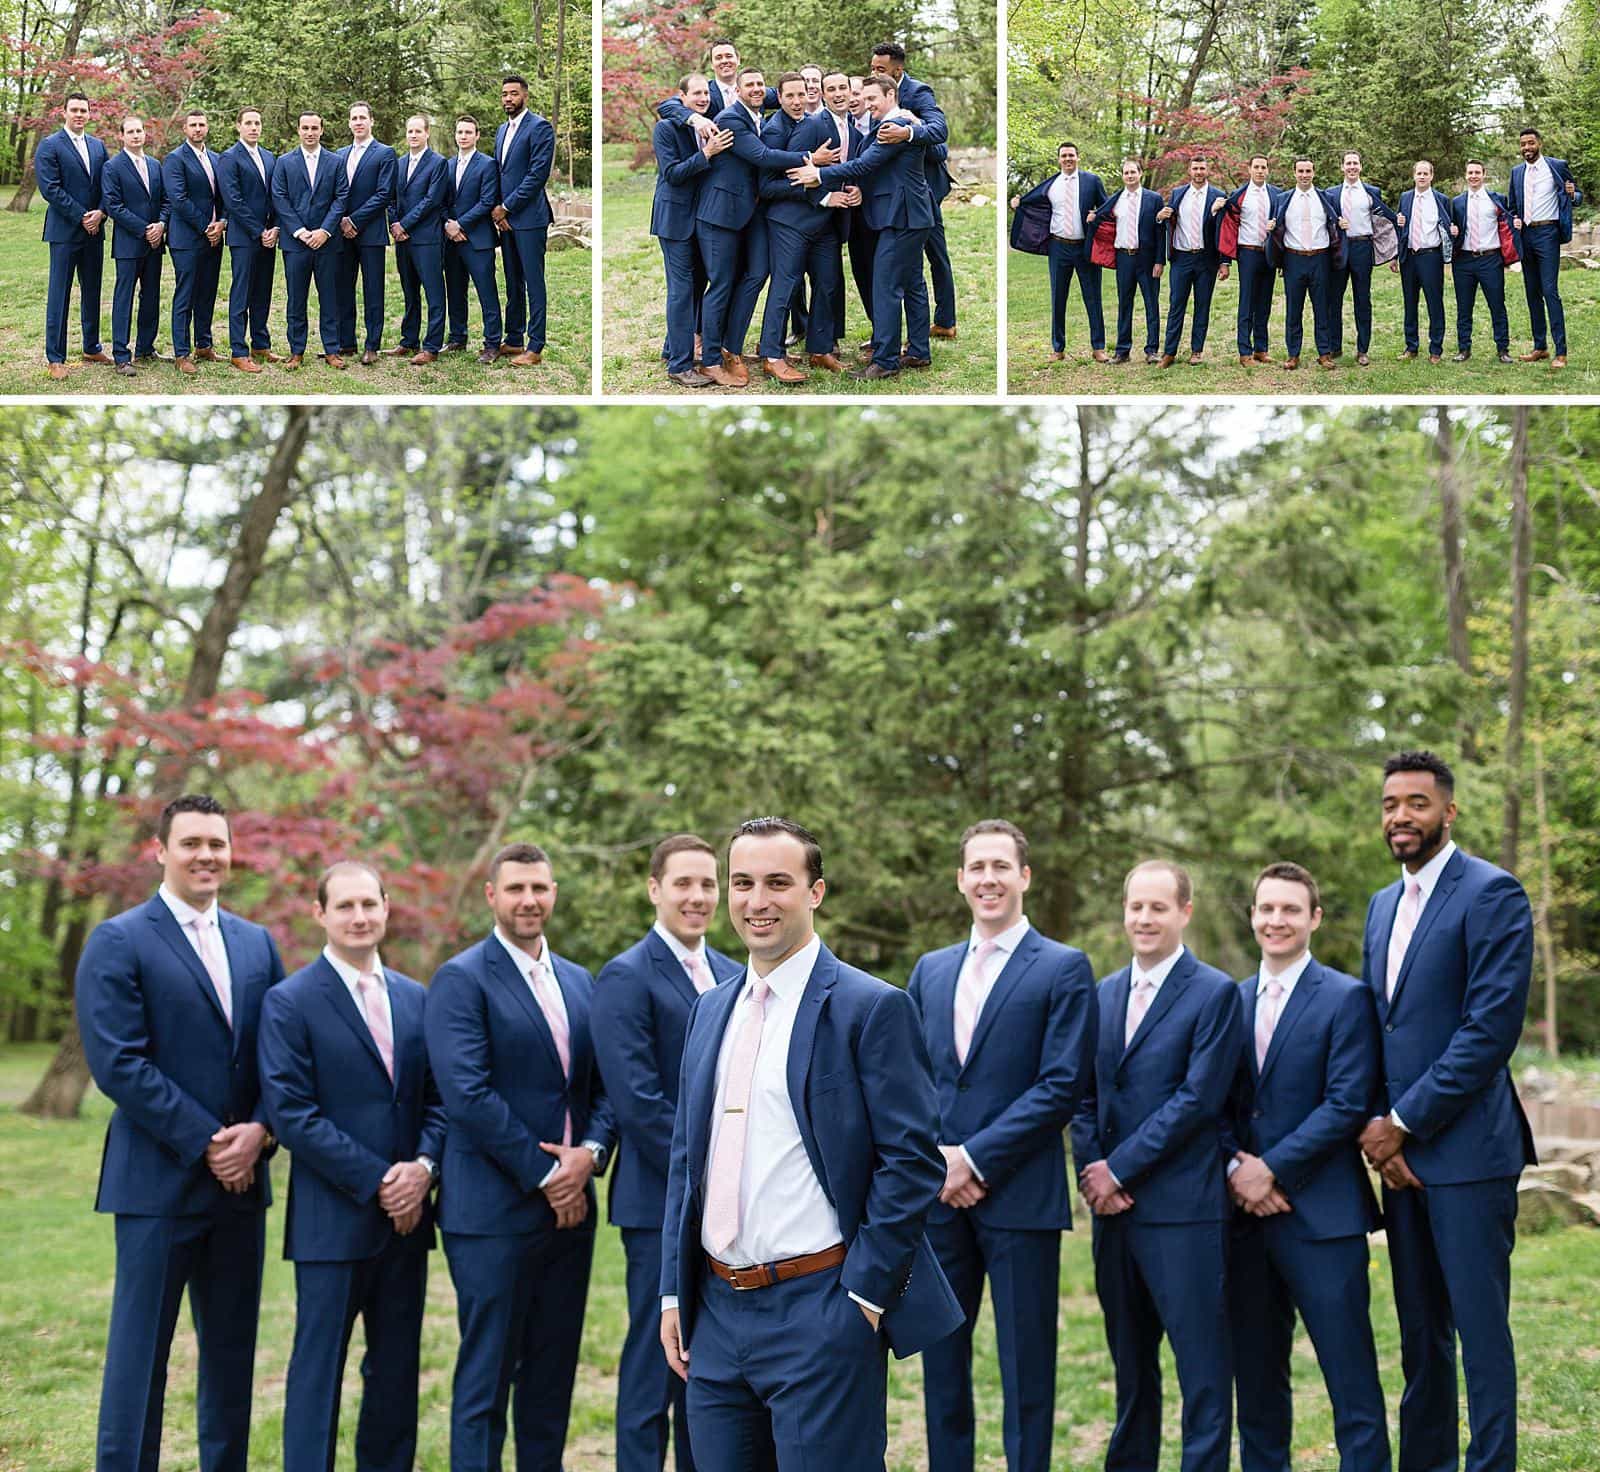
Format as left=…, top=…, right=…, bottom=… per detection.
left=938, top=1144, right=987, bottom=1208
left=540, top=1141, right=594, bottom=1228
left=1079, top=1159, right=1133, bottom=1216
left=1229, top=1153, right=1292, bottom=1216
left=206, top=1122, right=266, bottom=1193
left=378, top=1160, right=432, bottom=1234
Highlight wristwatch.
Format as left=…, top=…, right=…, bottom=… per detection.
left=581, top=1139, right=608, bottom=1173
left=417, top=1154, right=439, bottom=1185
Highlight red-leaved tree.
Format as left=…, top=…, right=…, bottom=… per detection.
left=1121, top=69, right=1312, bottom=187
left=602, top=0, right=729, bottom=164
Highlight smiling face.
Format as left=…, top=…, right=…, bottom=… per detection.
left=486, top=859, right=557, bottom=947
left=158, top=812, right=232, bottom=908
left=1294, top=159, right=1314, bottom=188
left=823, top=72, right=850, bottom=112
left=801, top=67, right=822, bottom=104
left=1123, top=865, right=1191, bottom=964
left=1249, top=156, right=1270, bottom=184
left=1188, top=158, right=1208, bottom=187
left=865, top=80, right=896, bottom=119
left=1342, top=152, right=1362, bottom=182
left=957, top=833, right=1030, bottom=937
left=738, top=71, right=767, bottom=109
left=1058, top=144, right=1077, bottom=174
left=728, top=832, right=822, bottom=973
left=710, top=43, right=739, bottom=83
left=315, top=866, right=389, bottom=960
left=649, top=849, right=720, bottom=947
left=1252, top=876, right=1321, bottom=966
left=1520, top=131, right=1541, bottom=162
left=683, top=75, right=711, bottom=114
left=779, top=77, right=807, bottom=120
left=1465, top=162, right=1485, bottom=189
left=1382, top=770, right=1456, bottom=870
left=848, top=78, right=864, bottom=115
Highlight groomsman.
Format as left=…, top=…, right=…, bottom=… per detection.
left=1448, top=162, right=1516, bottom=364
left=1510, top=128, right=1580, bottom=369
left=336, top=101, right=398, bottom=364
left=1395, top=160, right=1453, bottom=364
left=443, top=115, right=505, bottom=362
left=1070, top=861, right=1243, bottom=1472
left=1157, top=155, right=1227, bottom=366
left=99, top=116, right=167, bottom=377
left=1008, top=143, right=1108, bottom=363
left=591, top=835, right=742, bottom=1472
left=218, top=107, right=279, bottom=374
left=37, top=91, right=108, bottom=379
left=162, top=109, right=226, bottom=374
left=271, top=112, right=349, bottom=369
left=907, top=821, right=1096, bottom=1472
left=494, top=74, right=556, bottom=367
left=1226, top=862, right=1390, bottom=1472
left=390, top=113, right=451, bottom=365
left=1088, top=158, right=1164, bottom=364
left=76, top=794, right=284, bottom=1472
left=1324, top=150, right=1397, bottom=364
left=1215, top=155, right=1281, bottom=365
left=425, top=842, right=616, bottom=1472
left=652, top=75, right=723, bottom=387
left=1360, top=752, right=1535, bottom=1472
left=1273, top=158, right=1344, bottom=370
left=258, top=861, right=446, bottom=1472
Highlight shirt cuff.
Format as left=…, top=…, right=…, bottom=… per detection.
left=1390, top=1108, right=1408, bottom=1134
left=959, top=1145, right=985, bottom=1183
left=847, top=1290, right=884, bottom=1317
left=1226, top=1158, right=1242, bottom=1178
left=1105, top=1163, right=1122, bottom=1189
left=538, top=1159, right=560, bottom=1188
left=661, top=1295, right=679, bottom=1311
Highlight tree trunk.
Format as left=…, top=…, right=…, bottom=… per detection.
left=550, top=0, right=568, bottom=159
left=18, top=1008, right=93, bottom=1117
left=1435, top=408, right=1478, bottom=760
left=5, top=0, right=96, bottom=212
left=1533, top=735, right=1559, bottom=1056
left=1500, top=406, right=1530, bottom=873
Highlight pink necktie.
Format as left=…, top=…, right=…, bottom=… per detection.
left=1255, top=979, right=1285, bottom=1070
left=190, top=917, right=233, bottom=1027
left=356, top=972, right=394, bottom=1080
left=1411, top=204, right=1423, bottom=249
left=1386, top=881, right=1422, bottom=1000
left=703, top=978, right=771, bottom=1255
left=1124, top=976, right=1154, bottom=1048
left=531, top=957, right=573, bottom=1143
left=685, top=952, right=714, bottom=995
left=953, top=939, right=999, bottom=1064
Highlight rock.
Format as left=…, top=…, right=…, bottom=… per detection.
left=1521, top=1162, right=1590, bottom=1193
left=1515, top=1180, right=1600, bottom=1232
left=969, top=194, right=989, bottom=209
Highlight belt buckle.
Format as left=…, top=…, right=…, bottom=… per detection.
left=729, top=1264, right=764, bottom=1291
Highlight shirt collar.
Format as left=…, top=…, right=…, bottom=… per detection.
left=323, top=945, right=384, bottom=987
left=158, top=883, right=217, bottom=929
left=744, top=932, right=821, bottom=1003
left=494, top=926, right=550, bottom=978
left=1130, top=944, right=1185, bottom=991
left=189, top=141, right=209, bottom=158
left=302, top=145, right=321, bottom=158
left=652, top=919, right=707, bottom=965
left=1401, top=839, right=1457, bottom=903
left=968, top=915, right=1030, bottom=958
left=1258, top=949, right=1313, bottom=994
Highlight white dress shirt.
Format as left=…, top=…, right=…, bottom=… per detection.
left=1258, top=948, right=1313, bottom=998
left=66, top=127, right=91, bottom=172
left=1379, top=838, right=1458, bottom=1133
left=456, top=151, right=473, bottom=189
left=1463, top=187, right=1497, bottom=250
left=1522, top=156, right=1558, bottom=222
left=819, top=112, right=850, bottom=205
left=157, top=884, right=234, bottom=997
left=1048, top=172, right=1082, bottom=239
left=324, top=944, right=392, bottom=1039
left=345, top=138, right=369, bottom=185
left=1238, top=182, right=1271, bottom=246
left=494, top=927, right=574, bottom=1186
left=406, top=149, right=423, bottom=183
left=1175, top=185, right=1207, bottom=251
left=1341, top=182, right=1373, bottom=238
left=1409, top=188, right=1441, bottom=248
left=125, top=152, right=151, bottom=193
left=652, top=919, right=710, bottom=980
left=300, top=145, right=321, bottom=188
left=743, top=103, right=762, bottom=132
left=1282, top=187, right=1329, bottom=250
left=500, top=111, right=522, bottom=163
left=243, top=142, right=267, bottom=184
left=950, top=916, right=1031, bottom=1180
left=1114, top=188, right=1143, bottom=249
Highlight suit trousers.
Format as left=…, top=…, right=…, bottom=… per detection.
left=695, top=219, right=744, bottom=367
left=169, top=243, right=222, bottom=358
left=1400, top=248, right=1446, bottom=355
left=687, top=1265, right=879, bottom=1472
left=1517, top=222, right=1566, bottom=353
left=618, top=1227, right=696, bottom=1472
left=830, top=238, right=847, bottom=341
left=922, top=1214, right=1060, bottom=1472
left=45, top=235, right=105, bottom=362
left=396, top=241, right=446, bottom=353
left=283, top=246, right=342, bottom=356
left=1046, top=236, right=1103, bottom=353
left=1162, top=250, right=1216, bottom=356
left=283, top=1232, right=430, bottom=1472
left=726, top=214, right=770, bottom=358
left=227, top=243, right=276, bottom=357
left=1453, top=253, right=1509, bottom=354
left=1112, top=253, right=1160, bottom=357
left=96, top=1209, right=266, bottom=1472
left=1384, top=1178, right=1519, bottom=1472
left=1328, top=235, right=1376, bottom=354
left=500, top=226, right=549, bottom=351
left=1281, top=251, right=1333, bottom=358
left=444, top=241, right=504, bottom=351
left=441, top=1218, right=595, bottom=1472
left=759, top=220, right=839, bottom=359
left=925, top=213, right=956, bottom=329
left=658, top=236, right=704, bottom=373
left=337, top=241, right=389, bottom=353
left=1229, top=1219, right=1390, bottom=1472
left=867, top=224, right=932, bottom=370
left=1234, top=246, right=1274, bottom=355
left=847, top=216, right=877, bottom=328
left=111, top=253, right=162, bottom=364
left=1092, top=1216, right=1230, bottom=1472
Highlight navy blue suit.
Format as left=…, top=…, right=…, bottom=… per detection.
left=1395, top=187, right=1454, bottom=356
left=907, top=928, right=1097, bottom=1472
left=163, top=142, right=226, bottom=358
left=895, top=73, right=956, bottom=330
left=1321, top=180, right=1397, bottom=355
left=1069, top=949, right=1244, bottom=1472
left=592, top=931, right=741, bottom=1472
left=76, top=892, right=285, bottom=1472
left=272, top=147, right=349, bottom=357
left=393, top=148, right=450, bottom=354
left=425, top=933, right=617, bottom=1472
left=218, top=142, right=277, bottom=359
left=1219, top=181, right=1285, bottom=356
left=1012, top=169, right=1106, bottom=353
left=1272, top=187, right=1345, bottom=359
left=1161, top=182, right=1226, bottom=357
left=756, top=110, right=844, bottom=360
left=663, top=942, right=964, bottom=1472
left=843, top=112, right=880, bottom=329
left=444, top=150, right=504, bottom=351
left=651, top=118, right=711, bottom=373
left=494, top=111, right=555, bottom=352
left=37, top=126, right=108, bottom=362
left=1509, top=156, right=1581, bottom=355
left=1448, top=190, right=1515, bottom=354
left=1093, top=187, right=1166, bottom=358
left=1363, top=848, right=1535, bottom=1472
left=1223, top=960, right=1389, bottom=1472
left=258, top=955, right=447, bottom=1472
left=334, top=140, right=397, bottom=353
left=100, top=149, right=167, bottom=365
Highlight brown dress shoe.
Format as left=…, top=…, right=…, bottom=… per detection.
left=282, top=353, right=304, bottom=369
left=230, top=356, right=263, bottom=373
left=193, top=347, right=219, bottom=362
left=45, top=362, right=68, bottom=380
left=1188, top=351, right=1203, bottom=365
left=1397, top=349, right=1417, bottom=360
left=115, top=362, right=137, bottom=377
left=1283, top=356, right=1300, bottom=370
left=1253, top=351, right=1272, bottom=363
left=251, top=349, right=282, bottom=363
left=1356, top=352, right=1370, bottom=366
left=444, top=341, right=468, bottom=352
left=1552, top=355, right=1567, bottom=369
left=1051, top=351, right=1066, bottom=362
left=509, top=350, right=542, bottom=366
left=1429, top=354, right=1442, bottom=365
left=81, top=350, right=113, bottom=364
left=898, top=355, right=932, bottom=369
left=762, top=356, right=806, bottom=384
left=476, top=348, right=499, bottom=365
left=498, top=343, right=523, bottom=357
left=721, top=350, right=749, bottom=387
left=1519, top=349, right=1549, bottom=362
left=668, top=367, right=714, bottom=387
left=1092, top=349, right=1110, bottom=363
left=361, top=349, right=379, bottom=366
left=853, top=362, right=898, bottom=380
left=176, top=356, right=199, bottom=374
left=701, top=364, right=742, bottom=388
left=390, top=344, right=415, bottom=356
left=930, top=325, right=957, bottom=339
left=1239, top=355, right=1254, bottom=366
left=808, top=353, right=846, bottom=373
left=324, top=354, right=347, bottom=369
left=411, top=351, right=438, bottom=365
left=1317, top=354, right=1336, bottom=369
left=1159, top=353, right=1177, bottom=368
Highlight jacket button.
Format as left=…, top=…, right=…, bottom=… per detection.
left=1385, top=1024, right=1394, bottom=1033
left=1252, top=1110, right=1263, bottom=1119
left=958, top=1082, right=970, bottom=1092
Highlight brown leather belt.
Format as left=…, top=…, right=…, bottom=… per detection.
left=1524, top=218, right=1557, bottom=226
left=707, top=1243, right=847, bottom=1291
left=1051, top=234, right=1084, bottom=243
left=1237, top=243, right=1265, bottom=251
left=1116, top=246, right=1141, bottom=254
left=1459, top=248, right=1499, bottom=258
left=1283, top=246, right=1328, bottom=256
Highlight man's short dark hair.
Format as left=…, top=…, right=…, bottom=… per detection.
left=709, top=36, right=737, bottom=52
left=237, top=106, right=261, bottom=123
left=186, top=109, right=207, bottom=122
left=679, top=72, right=707, bottom=93
left=1058, top=141, right=1077, bottom=153
left=158, top=794, right=228, bottom=844
left=1123, top=859, right=1193, bottom=907
left=650, top=833, right=716, bottom=882
left=349, top=100, right=372, bottom=117
left=1294, top=157, right=1314, bottom=168
left=457, top=114, right=479, bottom=129
left=317, top=859, right=386, bottom=908
left=801, top=62, right=823, bottom=76
left=872, top=41, right=906, bottom=64
left=861, top=76, right=892, bottom=97
left=736, top=66, right=763, bottom=84
left=1252, top=861, right=1321, bottom=913
left=776, top=71, right=806, bottom=91
left=821, top=70, right=849, bottom=86
left=959, top=819, right=1029, bottom=869
left=502, top=74, right=529, bottom=89
left=121, top=116, right=143, bottom=134
left=1519, top=126, right=1541, bottom=140
left=1383, top=750, right=1456, bottom=795
left=65, top=91, right=90, bottom=107
left=730, top=817, right=823, bottom=886
left=297, top=111, right=321, bottom=124
left=1465, top=158, right=1485, bottom=171
left=1342, top=149, right=1361, bottom=162
left=488, top=841, right=551, bottom=881
left=1250, top=154, right=1270, bottom=166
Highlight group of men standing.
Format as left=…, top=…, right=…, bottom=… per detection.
left=77, top=748, right=1533, bottom=1472
left=35, top=80, right=555, bottom=379
left=1012, top=131, right=1581, bottom=371
left=649, top=40, right=959, bottom=387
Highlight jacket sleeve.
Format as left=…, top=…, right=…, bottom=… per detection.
left=219, top=154, right=260, bottom=237
left=659, top=999, right=701, bottom=1300
left=501, top=119, right=554, bottom=214
left=457, top=164, right=496, bottom=230
left=316, top=165, right=350, bottom=235
left=729, top=119, right=806, bottom=172
left=819, top=138, right=896, bottom=189
left=164, top=153, right=213, bottom=235
left=590, top=959, right=677, bottom=1179
left=418, top=1037, right=449, bottom=1163
left=36, top=139, right=85, bottom=222
left=575, top=969, right=618, bottom=1156
left=658, top=96, right=693, bottom=127
left=248, top=933, right=286, bottom=1132
left=657, top=123, right=709, bottom=187
left=100, top=162, right=137, bottom=237
left=349, top=149, right=397, bottom=230
left=900, top=94, right=948, bottom=149
left=1068, top=1009, right=1103, bottom=1174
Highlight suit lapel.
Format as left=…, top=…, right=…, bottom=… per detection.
left=319, top=955, right=391, bottom=1086
left=961, top=931, right=1040, bottom=1074
left=1100, top=966, right=1130, bottom=1073
left=647, top=930, right=699, bottom=1009
left=1389, top=851, right=1464, bottom=1013
left=1371, top=882, right=1402, bottom=1020
left=1257, top=962, right=1320, bottom=1087
left=215, top=912, right=252, bottom=1056
left=146, top=896, right=231, bottom=1033
left=931, top=945, right=963, bottom=1072
left=687, top=975, right=743, bottom=1183
left=1242, top=981, right=1261, bottom=1082
left=485, top=935, right=564, bottom=1076
left=785, top=946, right=834, bottom=1194
left=1120, top=952, right=1193, bottom=1066
left=386, top=968, right=420, bottom=1101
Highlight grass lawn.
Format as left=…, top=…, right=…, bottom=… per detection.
left=4, top=1038, right=1598, bottom=1470
left=1007, top=245, right=1600, bottom=396
left=0, top=198, right=592, bottom=396
left=601, top=144, right=998, bottom=396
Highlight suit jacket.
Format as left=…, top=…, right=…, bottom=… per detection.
left=36, top=128, right=108, bottom=243
left=817, top=117, right=934, bottom=233
left=1362, top=848, right=1536, bottom=1185
left=394, top=149, right=451, bottom=247
left=1509, top=156, right=1582, bottom=244
left=1164, top=182, right=1227, bottom=267
left=218, top=142, right=276, bottom=247
left=658, top=82, right=780, bottom=128
left=1321, top=179, right=1399, bottom=264
left=1010, top=169, right=1107, bottom=255
left=1448, top=189, right=1519, bottom=266
left=270, top=148, right=350, bottom=252
left=1270, top=186, right=1347, bottom=270
left=259, top=955, right=447, bottom=1261
left=907, top=928, right=1097, bottom=1230
left=424, top=934, right=617, bottom=1236
left=493, top=112, right=555, bottom=230
left=591, top=930, right=741, bottom=1230
left=693, top=103, right=808, bottom=232
left=101, top=150, right=168, bottom=260
left=650, top=118, right=711, bottom=241
left=162, top=143, right=224, bottom=251
left=76, top=893, right=285, bottom=1218
left=1068, top=949, right=1244, bottom=1223
left=1216, top=181, right=1287, bottom=260
left=446, top=151, right=500, bottom=251
left=1089, top=187, right=1167, bottom=269
left=1222, top=959, right=1381, bottom=1241
left=761, top=110, right=842, bottom=234
left=336, top=139, right=398, bottom=245
left=662, top=942, right=963, bottom=1358
left=1396, top=187, right=1456, bottom=264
